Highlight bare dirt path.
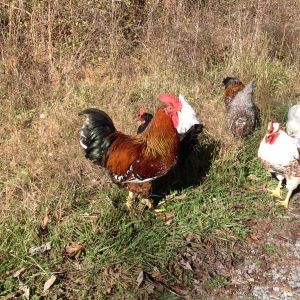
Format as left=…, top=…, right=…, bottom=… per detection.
left=227, top=202, right=300, bottom=300
left=166, top=200, right=300, bottom=299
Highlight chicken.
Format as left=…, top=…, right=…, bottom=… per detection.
left=79, top=94, right=193, bottom=209
left=223, top=77, right=257, bottom=137
left=160, top=94, right=201, bottom=139
left=223, top=77, right=245, bottom=107
left=286, top=104, right=300, bottom=141
left=136, top=94, right=202, bottom=137
left=136, top=108, right=153, bottom=134
left=258, top=120, right=300, bottom=208
left=136, top=94, right=203, bottom=160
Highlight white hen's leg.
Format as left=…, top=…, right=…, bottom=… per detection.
left=276, top=190, right=292, bottom=208
left=276, top=177, right=300, bottom=208
left=268, top=178, right=283, bottom=199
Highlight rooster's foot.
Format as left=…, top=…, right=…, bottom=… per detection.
left=125, top=191, right=134, bottom=210
left=140, top=198, right=153, bottom=209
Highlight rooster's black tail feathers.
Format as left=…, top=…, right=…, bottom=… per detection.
left=79, top=108, right=116, bottom=163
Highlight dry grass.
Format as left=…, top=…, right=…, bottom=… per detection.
left=1, top=0, right=300, bottom=297
left=1, top=0, right=300, bottom=226
left=1, top=0, right=300, bottom=232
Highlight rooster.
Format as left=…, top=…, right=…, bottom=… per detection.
left=258, top=120, right=300, bottom=208
left=136, top=94, right=203, bottom=160
left=223, top=77, right=257, bottom=137
left=79, top=94, right=193, bottom=209
left=286, top=104, right=300, bottom=142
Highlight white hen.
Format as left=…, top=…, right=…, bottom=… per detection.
left=286, top=104, right=300, bottom=140
left=258, top=120, right=300, bottom=208
left=176, top=94, right=201, bottom=136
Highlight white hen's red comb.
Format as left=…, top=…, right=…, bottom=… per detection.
left=267, top=119, right=275, bottom=133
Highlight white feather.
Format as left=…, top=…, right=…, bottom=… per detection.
left=122, top=177, right=157, bottom=183
left=79, top=140, right=87, bottom=149
left=258, top=128, right=299, bottom=166
left=79, top=118, right=89, bottom=149
left=286, top=104, right=300, bottom=140
left=176, top=94, right=200, bottom=134
left=287, top=104, right=300, bottom=120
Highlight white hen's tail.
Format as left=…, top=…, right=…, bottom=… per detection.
left=288, top=104, right=300, bottom=121
left=287, top=104, right=300, bottom=139
left=176, top=94, right=200, bottom=135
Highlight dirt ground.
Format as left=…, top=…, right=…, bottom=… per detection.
left=224, top=206, right=300, bottom=300
left=170, top=200, right=300, bottom=299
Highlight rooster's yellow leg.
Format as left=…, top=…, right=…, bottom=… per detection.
left=267, top=179, right=283, bottom=199
left=276, top=189, right=292, bottom=208
left=140, top=198, right=153, bottom=209
left=126, top=191, right=134, bottom=209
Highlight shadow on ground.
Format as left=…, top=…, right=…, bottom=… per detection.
left=151, top=132, right=220, bottom=205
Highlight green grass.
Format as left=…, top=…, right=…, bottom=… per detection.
left=263, top=243, right=278, bottom=254
left=0, top=69, right=290, bottom=297
left=0, top=125, right=283, bottom=298
left=203, top=275, right=228, bottom=290
left=0, top=0, right=299, bottom=297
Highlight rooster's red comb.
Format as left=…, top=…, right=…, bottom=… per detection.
left=159, top=93, right=180, bottom=106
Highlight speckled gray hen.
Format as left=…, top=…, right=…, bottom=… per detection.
left=223, top=77, right=258, bottom=138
